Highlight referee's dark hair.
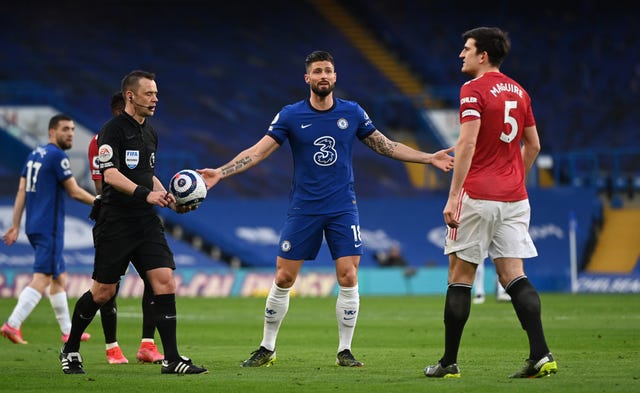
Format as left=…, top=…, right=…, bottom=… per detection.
left=121, top=70, right=156, bottom=94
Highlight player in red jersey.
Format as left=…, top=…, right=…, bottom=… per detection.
left=424, top=27, right=557, bottom=379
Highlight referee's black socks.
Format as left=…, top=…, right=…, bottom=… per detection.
left=153, top=293, right=179, bottom=362
left=64, top=290, right=100, bottom=353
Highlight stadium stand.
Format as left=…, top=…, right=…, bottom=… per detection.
left=1, top=2, right=637, bottom=193
left=347, top=1, right=639, bottom=151
left=0, top=0, right=425, bottom=197
left=0, top=1, right=635, bottom=275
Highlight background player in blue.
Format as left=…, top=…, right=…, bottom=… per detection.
left=198, top=50, right=455, bottom=367
left=2, top=114, right=96, bottom=345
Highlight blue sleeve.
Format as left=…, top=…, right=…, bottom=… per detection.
left=52, top=149, right=73, bottom=182
left=266, top=108, right=289, bottom=145
left=356, top=104, right=376, bottom=140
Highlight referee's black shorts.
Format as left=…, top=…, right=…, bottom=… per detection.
left=92, top=208, right=175, bottom=284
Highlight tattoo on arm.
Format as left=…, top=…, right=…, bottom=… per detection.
left=363, top=132, right=397, bottom=157
left=221, top=156, right=252, bottom=176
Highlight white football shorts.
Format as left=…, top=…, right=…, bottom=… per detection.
left=444, top=193, right=538, bottom=264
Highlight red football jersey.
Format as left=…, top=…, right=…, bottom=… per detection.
left=88, top=134, right=101, bottom=181
left=458, top=71, right=535, bottom=201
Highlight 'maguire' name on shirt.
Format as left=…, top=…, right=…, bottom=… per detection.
left=459, top=83, right=523, bottom=105
left=489, top=82, right=523, bottom=98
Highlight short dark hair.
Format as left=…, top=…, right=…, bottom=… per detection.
left=48, top=114, right=72, bottom=130
left=462, top=27, right=511, bottom=67
left=121, top=70, right=156, bottom=94
left=305, top=50, right=334, bottom=70
left=110, top=91, right=125, bottom=114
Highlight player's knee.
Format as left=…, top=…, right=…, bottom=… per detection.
left=337, top=275, right=357, bottom=287
left=147, top=269, right=176, bottom=294
left=336, top=267, right=358, bottom=287
left=274, top=271, right=297, bottom=288
left=91, top=284, right=118, bottom=305
left=274, top=277, right=295, bottom=288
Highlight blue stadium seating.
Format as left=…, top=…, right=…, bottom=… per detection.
left=0, top=1, right=417, bottom=197
left=0, top=1, right=637, bottom=197
left=2, top=1, right=634, bottom=271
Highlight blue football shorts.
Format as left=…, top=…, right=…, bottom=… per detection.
left=28, top=233, right=65, bottom=278
left=277, top=210, right=364, bottom=261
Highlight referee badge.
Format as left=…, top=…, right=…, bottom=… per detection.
left=126, top=150, right=139, bottom=169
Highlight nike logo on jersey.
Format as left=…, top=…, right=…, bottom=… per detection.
left=301, top=123, right=312, bottom=129
left=354, top=243, right=362, bottom=248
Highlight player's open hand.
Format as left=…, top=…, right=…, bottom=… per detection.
left=431, top=146, right=455, bottom=172
left=196, top=168, right=222, bottom=190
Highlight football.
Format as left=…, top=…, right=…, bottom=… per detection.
left=169, top=169, right=207, bottom=207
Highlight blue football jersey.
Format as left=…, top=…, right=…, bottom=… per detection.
left=20, top=143, right=73, bottom=235
left=267, top=98, right=376, bottom=215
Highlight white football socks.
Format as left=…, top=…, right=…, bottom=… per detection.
left=474, top=262, right=485, bottom=297
left=7, top=286, right=42, bottom=329
left=260, top=282, right=290, bottom=351
left=49, top=291, right=72, bottom=334
left=336, top=285, right=360, bottom=353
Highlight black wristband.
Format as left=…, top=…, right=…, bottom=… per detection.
left=133, top=185, right=151, bottom=201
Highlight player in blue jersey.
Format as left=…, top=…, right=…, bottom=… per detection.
left=198, top=50, right=455, bottom=367
left=2, top=114, right=96, bottom=345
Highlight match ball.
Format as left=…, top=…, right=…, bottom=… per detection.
left=169, top=169, right=207, bottom=207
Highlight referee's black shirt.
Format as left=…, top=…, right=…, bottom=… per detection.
left=97, top=112, right=158, bottom=216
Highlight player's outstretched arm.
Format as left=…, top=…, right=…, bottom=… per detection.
left=198, top=135, right=280, bottom=190
left=362, top=130, right=454, bottom=172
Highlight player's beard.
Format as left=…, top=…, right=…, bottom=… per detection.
left=57, top=137, right=72, bottom=151
left=311, top=82, right=333, bottom=97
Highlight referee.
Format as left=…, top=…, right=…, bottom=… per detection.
left=60, top=70, right=207, bottom=375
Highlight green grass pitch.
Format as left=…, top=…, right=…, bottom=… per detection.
left=0, top=293, right=638, bottom=393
